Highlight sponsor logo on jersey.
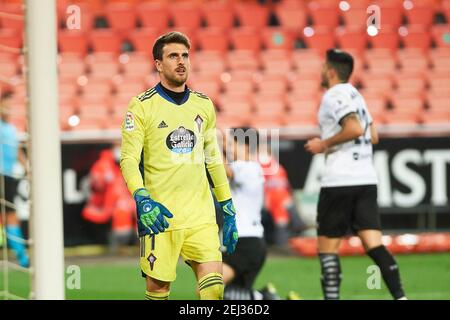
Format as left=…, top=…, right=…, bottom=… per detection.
left=125, top=112, right=135, bottom=131
left=166, top=126, right=197, bottom=154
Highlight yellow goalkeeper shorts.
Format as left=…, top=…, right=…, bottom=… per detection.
left=139, top=223, right=222, bottom=282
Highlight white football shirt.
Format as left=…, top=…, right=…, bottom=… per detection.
left=317, top=83, right=378, bottom=187
left=229, top=160, right=265, bottom=238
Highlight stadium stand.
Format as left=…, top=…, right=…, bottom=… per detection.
left=0, top=0, right=449, bottom=131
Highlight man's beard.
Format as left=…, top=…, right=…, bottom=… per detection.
left=166, top=72, right=187, bottom=87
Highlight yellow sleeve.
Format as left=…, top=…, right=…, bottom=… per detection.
left=204, top=100, right=232, bottom=202
left=120, top=97, right=146, bottom=195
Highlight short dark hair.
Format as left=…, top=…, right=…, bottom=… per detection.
left=152, top=31, right=191, bottom=61
left=326, top=49, right=354, bottom=82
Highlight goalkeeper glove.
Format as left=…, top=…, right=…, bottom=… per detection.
left=134, top=188, right=173, bottom=236
left=220, top=199, right=238, bottom=254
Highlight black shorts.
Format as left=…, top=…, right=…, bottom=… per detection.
left=317, top=184, right=381, bottom=237
left=1, top=174, right=18, bottom=210
left=222, top=237, right=266, bottom=289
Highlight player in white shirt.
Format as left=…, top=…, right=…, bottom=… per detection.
left=221, top=127, right=288, bottom=300
left=305, top=49, right=406, bottom=300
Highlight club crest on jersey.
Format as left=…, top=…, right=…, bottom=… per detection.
left=194, top=115, right=203, bottom=131
left=166, top=126, right=197, bottom=154
left=147, top=253, right=157, bottom=271
left=125, top=112, right=135, bottom=131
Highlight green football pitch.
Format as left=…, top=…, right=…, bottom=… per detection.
left=2, top=253, right=450, bottom=300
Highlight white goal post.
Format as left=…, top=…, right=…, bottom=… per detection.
left=25, top=0, right=65, bottom=300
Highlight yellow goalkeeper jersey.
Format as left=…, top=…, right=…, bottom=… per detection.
left=120, top=83, right=231, bottom=231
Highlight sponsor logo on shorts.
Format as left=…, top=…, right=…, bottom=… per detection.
left=166, top=126, right=197, bottom=154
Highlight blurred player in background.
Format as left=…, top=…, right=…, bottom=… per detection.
left=0, top=98, right=29, bottom=268
left=222, top=127, right=300, bottom=300
left=305, top=49, right=407, bottom=300
left=120, top=31, right=238, bottom=300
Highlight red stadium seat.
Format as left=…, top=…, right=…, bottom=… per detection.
left=371, top=2, right=403, bottom=29
left=235, top=2, right=270, bottom=29
left=105, top=3, right=137, bottom=33
left=427, top=97, right=450, bottom=113
left=136, top=2, right=169, bottom=30
left=223, top=78, right=254, bottom=95
left=113, top=76, right=146, bottom=96
left=127, top=28, right=159, bottom=55
left=262, top=28, right=295, bottom=50
left=365, top=57, right=397, bottom=75
left=261, top=49, right=293, bottom=75
left=0, top=60, right=18, bottom=78
left=256, top=74, right=288, bottom=95
left=359, top=72, right=394, bottom=93
left=390, top=96, right=424, bottom=114
left=0, top=28, right=22, bottom=51
left=431, top=25, right=450, bottom=48
left=421, top=110, right=450, bottom=125
left=192, top=51, right=226, bottom=75
left=404, top=6, right=434, bottom=28
left=0, top=4, right=24, bottom=32
left=286, top=96, right=319, bottom=116
left=336, top=26, right=368, bottom=52
left=275, top=1, right=307, bottom=32
left=308, top=2, right=340, bottom=28
left=302, top=26, right=336, bottom=54
left=341, top=8, right=368, bottom=28
left=400, top=25, right=432, bottom=51
left=202, top=1, right=234, bottom=30
left=80, top=78, right=113, bottom=97
left=230, top=27, right=262, bottom=52
left=369, top=27, right=399, bottom=51
left=120, top=53, right=153, bottom=76
left=253, top=94, right=287, bottom=116
left=196, top=28, right=229, bottom=52
left=227, top=50, right=260, bottom=71
left=292, top=49, right=323, bottom=74
left=249, top=114, right=284, bottom=129
left=90, top=30, right=123, bottom=53
left=58, top=30, right=88, bottom=56
left=394, top=73, right=427, bottom=93
left=169, top=2, right=201, bottom=29
left=58, top=55, right=86, bottom=78
left=383, top=112, right=419, bottom=126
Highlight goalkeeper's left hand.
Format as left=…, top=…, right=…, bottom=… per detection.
left=220, top=199, right=238, bottom=254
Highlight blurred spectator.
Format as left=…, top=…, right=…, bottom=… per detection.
left=259, top=148, right=305, bottom=247
left=0, top=98, right=29, bottom=267
left=81, top=142, right=136, bottom=253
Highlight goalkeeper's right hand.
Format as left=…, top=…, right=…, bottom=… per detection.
left=133, top=188, right=173, bottom=236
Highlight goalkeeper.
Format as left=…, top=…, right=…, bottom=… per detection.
left=120, top=31, right=237, bottom=300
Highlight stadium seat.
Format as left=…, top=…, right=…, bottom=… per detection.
left=404, top=5, right=434, bottom=28
left=201, top=1, right=234, bottom=30
left=58, top=30, right=89, bottom=56
left=286, top=96, right=319, bottom=115
left=430, top=25, right=450, bottom=48
left=223, top=78, right=254, bottom=95
left=430, top=55, right=450, bottom=72
left=427, top=97, right=450, bottom=113
left=289, top=78, right=321, bottom=99
left=292, top=49, right=323, bottom=74
left=256, top=74, right=288, bottom=95
left=400, top=25, right=432, bottom=51
left=0, top=28, right=22, bottom=51
left=196, top=27, right=229, bottom=52
left=308, top=2, right=340, bottom=29
left=80, top=79, right=113, bottom=97
left=230, top=27, right=262, bottom=52
left=105, top=3, right=137, bottom=33
left=302, top=26, right=336, bottom=54
left=397, top=48, right=429, bottom=72
left=0, top=60, right=18, bottom=78
left=136, top=2, right=169, bottom=30
left=113, top=75, right=146, bottom=96
left=365, top=57, right=397, bottom=75
left=336, top=26, right=368, bottom=52
left=341, top=8, right=368, bottom=28
left=0, top=3, right=24, bottom=32
left=260, top=49, right=293, bottom=75
left=119, top=53, right=154, bottom=76
left=262, top=28, right=295, bottom=50
left=427, top=70, right=450, bottom=94
left=253, top=94, right=287, bottom=116
left=249, top=114, right=284, bottom=128
left=274, top=1, right=307, bottom=32
left=169, top=2, right=201, bottom=29
left=127, top=28, right=159, bottom=54
left=372, top=2, right=403, bottom=29
left=369, top=27, right=399, bottom=51
left=390, top=96, right=424, bottom=115
left=394, top=73, right=427, bottom=93
left=383, top=111, right=419, bottom=126
left=192, top=51, right=226, bottom=75
left=359, top=72, right=394, bottom=93
left=235, top=2, right=270, bottom=29
left=227, top=50, right=260, bottom=71
left=90, top=30, right=123, bottom=53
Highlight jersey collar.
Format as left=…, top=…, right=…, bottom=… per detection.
left=155, top=82, right=190, bottom=106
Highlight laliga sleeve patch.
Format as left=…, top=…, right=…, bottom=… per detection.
left=125, top=112, right=135, bottom=131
